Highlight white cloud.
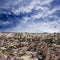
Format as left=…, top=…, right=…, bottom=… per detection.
left=7, top=17, right=60, bottom=33
left=0, top=0, right=23, bottom=9
left=31, top=6, right=60, bottom=20
left=11, top=23, right=57, bottom=33
left=7, top=5, right=60, bottom=33
left=21, top=17, right=31, bottom=23
left=1, top=0, right=60, bottom=33
left=13, top=0, right=53, bottom=14
left=0, top=21, right=10, bottom=25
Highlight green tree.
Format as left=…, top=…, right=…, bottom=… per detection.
left=45, top=38, right=53, bottom=45
left=57, top=38, right=60, bottom=45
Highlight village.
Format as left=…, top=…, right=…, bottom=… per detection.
left=0, top=32, right=60, bottom=60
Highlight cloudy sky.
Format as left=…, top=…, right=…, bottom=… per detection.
left=0, top=0, right=60, bottom=33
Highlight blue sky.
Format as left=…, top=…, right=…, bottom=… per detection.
left=0, top=0, right=60, bottom=33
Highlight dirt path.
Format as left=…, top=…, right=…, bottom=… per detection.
left=21, top=55, right=31, bottom=60
left=21, top=51, right=38, bottom=60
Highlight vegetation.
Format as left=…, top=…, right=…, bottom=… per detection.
left=57, top=38, right=60, bottom=45
left=44, top=38, right=53, bottom=45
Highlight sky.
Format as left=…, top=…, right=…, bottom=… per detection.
left=0, top=0, right=60, bottom=33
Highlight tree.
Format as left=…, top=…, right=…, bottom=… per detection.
left=44, top=38, right=53, bottom=45
left=57, top=38, right=60, bottom=45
